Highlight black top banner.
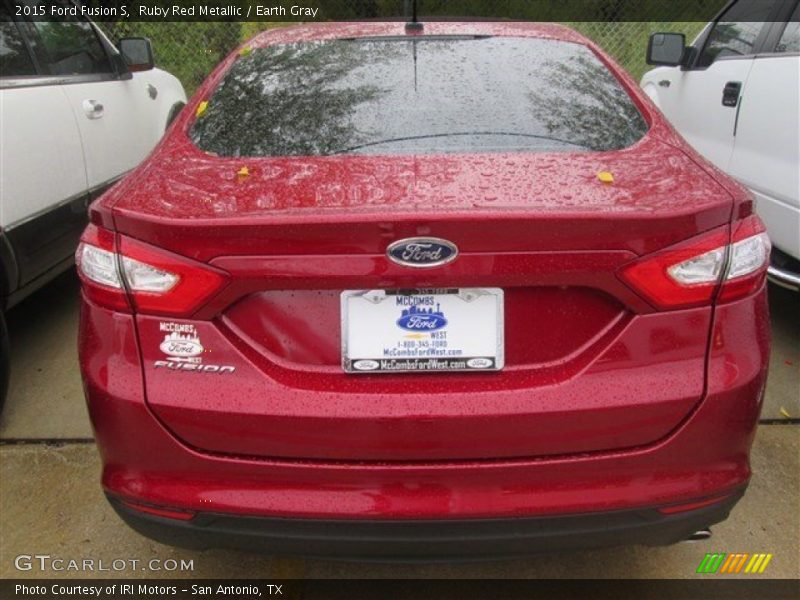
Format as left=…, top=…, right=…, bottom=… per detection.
left=10, top=0, right=736, bottom=23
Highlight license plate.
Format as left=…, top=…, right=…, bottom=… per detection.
left=341, top=288, right=504, bottom=373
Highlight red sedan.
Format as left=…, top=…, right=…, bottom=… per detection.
left=76, top=22, right=771, bottom=559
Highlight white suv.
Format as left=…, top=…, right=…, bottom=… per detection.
left=641, top=0, right=800, bottom=291
left=0, top=2, right=186, bottom=409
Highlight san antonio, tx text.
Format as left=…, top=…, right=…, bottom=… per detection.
left=15, top=584, right=282, bottom=596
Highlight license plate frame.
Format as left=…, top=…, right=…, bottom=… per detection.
left=341, top=288, right=504, bottom=374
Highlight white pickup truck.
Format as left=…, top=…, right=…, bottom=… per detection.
left=0, top=1, right=187, bottom=410
left=641, top=0, right=800, bottom=292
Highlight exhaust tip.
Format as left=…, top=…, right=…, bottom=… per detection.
left=684, top=528, right=712, bottom=542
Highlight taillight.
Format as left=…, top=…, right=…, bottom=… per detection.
left=619, top=216, right=770, bottom=310
left=75, top=225, right=130, bottom=311
left=718, top=218, right=771, bottom=302
left=76, top=225, right=228, bottom=316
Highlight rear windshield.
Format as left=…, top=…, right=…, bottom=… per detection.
left=190, top=36, right=648, bottom=157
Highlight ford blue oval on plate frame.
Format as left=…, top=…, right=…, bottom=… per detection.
left=386, top=237, right=459, bottom=268
left=341, top=288, right=504, bottom=374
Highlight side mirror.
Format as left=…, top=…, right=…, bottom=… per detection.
left=119, top=37, right=155, bottom=72
left=647, top=33, right=686, bottom=67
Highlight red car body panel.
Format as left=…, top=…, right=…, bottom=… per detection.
left=136, top=292, right=717, bottom=461
left=108, top=138, right=733, bottom=259
left=78, top=22, right=770, bottom=553
left=80, top=287, right=768, bottom=519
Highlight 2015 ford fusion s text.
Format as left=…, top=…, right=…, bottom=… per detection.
left=76, top=22, right=771, bottom=560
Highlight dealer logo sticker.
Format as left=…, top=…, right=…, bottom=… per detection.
left=155, top=322, right=235, bottom=374
left=160, top=331, right=204, bottom=361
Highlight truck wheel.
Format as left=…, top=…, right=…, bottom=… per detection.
left=0, top=311, right=8, bottom=414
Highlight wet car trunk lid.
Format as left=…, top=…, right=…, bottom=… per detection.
left=112, top=139, right=733, bottom=461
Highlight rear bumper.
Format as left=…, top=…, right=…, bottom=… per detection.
left=767, top=247, right=800, bottom=291
left=767, top=264, right=800, bottom=292
left=109, top=490, right=744, bottom=560
left=80, top=284, right=770, bottom=551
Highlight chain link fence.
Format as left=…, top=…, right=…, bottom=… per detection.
left=570, top=21, right=706, bottom=81
left=99, top=2, right=712, bottom=95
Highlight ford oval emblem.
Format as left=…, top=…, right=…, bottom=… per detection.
left=160, top=339, right=204, bottom=358
left=352, top=359, right=380, bottom=371
left=467, top=358, right=493, bottom=369
left=397, top=312, right=448, bottom=332
left=387, top=237, right=459, bottom=268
